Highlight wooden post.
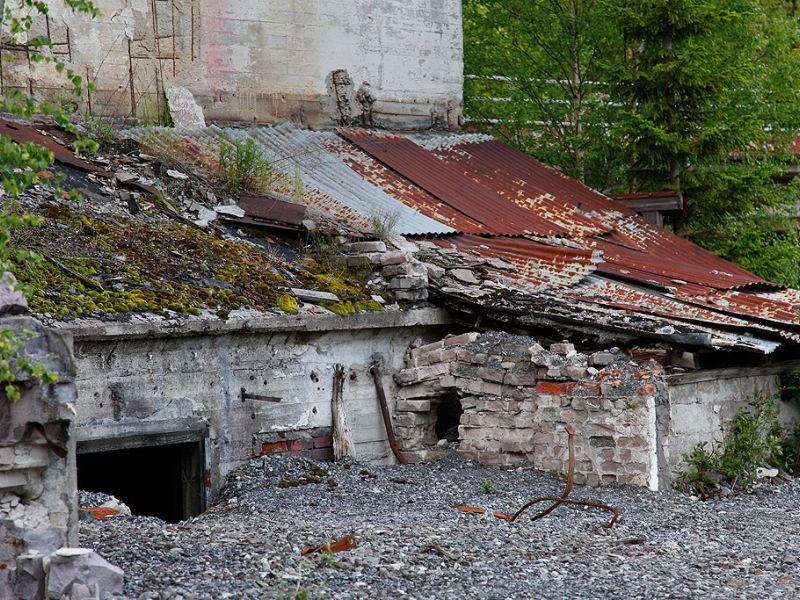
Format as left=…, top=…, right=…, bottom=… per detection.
left=331, top=364, right=355, bottom=460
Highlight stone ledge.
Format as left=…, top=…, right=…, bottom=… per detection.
left=58, top=307, right=454, bottom=341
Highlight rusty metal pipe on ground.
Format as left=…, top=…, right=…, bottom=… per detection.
left=369, top=365, right=408, bottom=464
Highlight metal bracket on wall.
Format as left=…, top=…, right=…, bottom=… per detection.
left=240, top=388, right=282, bottom=403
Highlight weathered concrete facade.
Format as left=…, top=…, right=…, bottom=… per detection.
left=660, top=366, right=800, bottom=478
left=63, top=308, right=453, bottom=502
left=0, top=318, right=77, bottom=599
left=2, top=0, right=463, bottom=128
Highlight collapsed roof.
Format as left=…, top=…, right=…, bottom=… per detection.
left=129, top=124, right=800, bottom=356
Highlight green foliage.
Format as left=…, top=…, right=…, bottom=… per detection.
left=83, top=117, right=117, bottom=151
left=772, top=423, right=800, bottom=476
left=463, top=0, right=623, bottom=186
left=0, top=0, right=97, bottom=403
left=675, top=395, right=785, bottom=497
left=218, top=135, right=271, bottom=194
left=464, top=0, right=800, bottom=269
left=690, top=208, right=800, bottom=287
left=369, top=213, right=399, bottom=243
left=0, top=327, right=58, bottom=402
left=479, top=480, right=495, bottom=495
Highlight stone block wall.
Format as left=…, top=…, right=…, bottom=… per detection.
left=0, top=317, right=77, bottom=599
left=394, top=332, right=665, bottom=489
left=2, top=0, right=463, bottom=128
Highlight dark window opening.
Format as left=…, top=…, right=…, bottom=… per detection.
left=435, top=394, right=463, bottom=442
left=77, top=440, right=204, bottom=523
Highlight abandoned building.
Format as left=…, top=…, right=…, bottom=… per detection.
left=1, top=1, right=800, bottom=597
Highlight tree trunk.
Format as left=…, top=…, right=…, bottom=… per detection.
left=663, top=28, right=686, bottom=236
left=331, top=364, right=355, bottom=460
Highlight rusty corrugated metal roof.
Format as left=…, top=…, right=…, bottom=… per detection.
left=431, top=234, right=600, bottom=291
left=339, top=129, right=567, bottom=237
left=121, top=123, right=798, bottom=351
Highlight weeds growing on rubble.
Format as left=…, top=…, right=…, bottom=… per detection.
left=675, top=395, right=787, bottom=498
left=218, top=135, right=272, bottom=194
left=480, top=480, right=495, bottom=495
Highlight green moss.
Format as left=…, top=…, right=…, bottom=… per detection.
left=13, top=204, right=378, bottom=322
left=354, top=299, right=384, bottom=312
left=320, top=300, right=355, bottom=316
left=277, top=294, right=299, bottom=315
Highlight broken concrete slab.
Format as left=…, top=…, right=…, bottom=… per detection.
left=45, top=548, right=124, bottom=600
left=290, top=288, right=339, bottom=303
left=0, top=272, right=28, bottom=315
left=165, top=86, right=206, bottom=129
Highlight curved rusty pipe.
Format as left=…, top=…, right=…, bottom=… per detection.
left=369, top=365, right=408, bottom=464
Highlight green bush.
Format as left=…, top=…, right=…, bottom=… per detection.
left=218, top=136, right=271, bottom=194
left=690, top=209, right=800, bottom=288
left=675, top=395, right=785, bottom=497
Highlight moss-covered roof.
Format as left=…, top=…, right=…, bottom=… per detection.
left=14, top=200, right=378, bottom=322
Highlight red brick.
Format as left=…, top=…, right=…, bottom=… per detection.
left=288, top=439, right=314, bottom=451
left=261, top=441, right=288, bottom=454
left=638, top=383, right=656, bottom=396
left=313, top=435, right=333, bottom=449
left=535, top=381, right=568, bottom=394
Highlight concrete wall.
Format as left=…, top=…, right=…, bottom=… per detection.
left=64, top=309, right=452, bottom=503
left=659, top=366, right=800, bottom=480
left=0, top=318, right=77, bottom=599
left=2, top=0, right=463, bottom=128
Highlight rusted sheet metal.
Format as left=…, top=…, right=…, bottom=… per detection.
left=566, top=278, right=790, bottom=339
left=419, top=137, right=617, bottom=237
left=339, top=129, right=568, bottom=237
left=238, top=193, right=306, bottom=225
left=0, top=118, right=103, bottom=172
left=418, top=135, right=632, bottom=219
left=592, top=237, right=778, bottom=292
left=324, top=136, right=487, bottom=234
left=434, top=234, right=599, bottom=290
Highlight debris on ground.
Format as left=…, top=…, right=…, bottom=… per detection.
left=79, top=455, right=800, bottom=599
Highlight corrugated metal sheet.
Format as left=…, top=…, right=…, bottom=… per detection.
left=121, top=122, right=798, bottom=350
left=416, top=136, right=617, bottom=237
left=340, top=129, right=567, bottom=237
left=125, top=124, right=454, bottom=235
left=324, top=137, right=488, bottom=234
left=432, top=234, right=599, bottom=290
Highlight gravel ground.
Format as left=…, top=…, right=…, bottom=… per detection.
left=79, top=455, right=800, bottom=599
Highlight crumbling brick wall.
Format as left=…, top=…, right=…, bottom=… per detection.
left=0, top=317, right=77, bottom=598
left=394, top=332, right=666, bottom=489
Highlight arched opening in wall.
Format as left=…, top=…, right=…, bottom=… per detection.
left=435, top=393, right=463, bottom=444
left=77, top=432, right=205, bottom=523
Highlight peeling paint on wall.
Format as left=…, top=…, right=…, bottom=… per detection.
left=1, top=0, right=463, bottom=128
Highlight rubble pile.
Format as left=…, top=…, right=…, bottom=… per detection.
left=77, top=454, right=800, bottom=599
left=394, top=332, right=665, bottom=486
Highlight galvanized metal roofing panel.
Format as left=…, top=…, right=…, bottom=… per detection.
left=126, top=124, right=454, bottom=235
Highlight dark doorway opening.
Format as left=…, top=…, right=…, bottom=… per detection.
left=435, top=394, right=463, bottom=442
left=77, top=439, right=204, bottom=522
